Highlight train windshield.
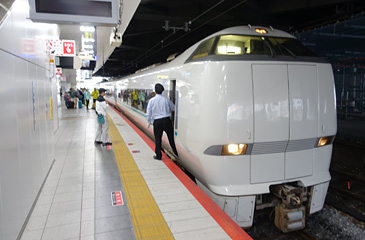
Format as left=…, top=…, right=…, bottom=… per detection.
left=213, top=35, right=317, bottom=57
left=191, top=37, right=216, bottom=59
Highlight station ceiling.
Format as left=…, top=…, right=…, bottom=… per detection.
left=93, top=0, right=365, bottom=77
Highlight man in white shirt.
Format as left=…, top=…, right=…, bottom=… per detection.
left=146, top=83, right=178, bottom=160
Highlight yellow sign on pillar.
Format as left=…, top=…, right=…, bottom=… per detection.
left=50, top=98, right=53, bottom=120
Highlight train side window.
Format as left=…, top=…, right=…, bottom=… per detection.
left=191, top=37, right=216, bottom=59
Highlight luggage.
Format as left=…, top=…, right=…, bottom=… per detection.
left=78, top=100, right=82, bottom=108
left=66, top=101, right=74, bottom=109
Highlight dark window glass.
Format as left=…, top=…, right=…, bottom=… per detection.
left=267, top=37, right=317, bottom=57
left=35, top=0, right=112, bottom=17
left=191, top=37, right=216, bottom=59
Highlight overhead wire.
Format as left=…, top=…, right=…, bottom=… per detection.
left=109, top=0, right=226, bottom=76
left=189, top=0, right=226, bottom=23
left=156, top=0, right=249, bottom=53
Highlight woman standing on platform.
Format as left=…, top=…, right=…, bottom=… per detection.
left=84, top=89, right=91, bottom=110
left=95, top=88, right=112, bottom=146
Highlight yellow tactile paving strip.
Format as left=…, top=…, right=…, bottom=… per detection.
left=107, top=114, right=174, bottom=240
left=59, top=117, right=96, bottom=120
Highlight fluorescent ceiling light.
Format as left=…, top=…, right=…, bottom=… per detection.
left=80, top=26, right=95, bottom=32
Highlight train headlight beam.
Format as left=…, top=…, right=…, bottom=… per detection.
left=221, top=143, right=247, bottom=155
left=316, top=136, right=334, bottom=147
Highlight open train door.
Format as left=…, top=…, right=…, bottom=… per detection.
left=169, top=80, right=177, bottom=132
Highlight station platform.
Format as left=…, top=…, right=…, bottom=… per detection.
left=20, top=101, right=252, bottom=240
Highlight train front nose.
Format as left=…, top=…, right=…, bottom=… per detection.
left=251, top=64, right=319, bottom=183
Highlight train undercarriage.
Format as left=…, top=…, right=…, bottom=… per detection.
left=198, top=180, right=329, bottom=233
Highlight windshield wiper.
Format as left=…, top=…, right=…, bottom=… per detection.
left=280, top=44, right=296, bottom=58
left=263, top=39, right=276, bottom=57
left=270, top=38, right=296, bottom=58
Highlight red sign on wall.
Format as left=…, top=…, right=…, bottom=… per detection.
left=62, top=41, right=75, bottom=56
left=49, top=39, right=76, bottom=56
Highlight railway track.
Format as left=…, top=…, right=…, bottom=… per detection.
left=277, top=230, right=316, bottom=240
left=295, top=230, right=315, bottom=240
left=246, top=228, right=316, bottom=240
left=330, top=168, right=365, bottom=203
left=245, top=207, right=319, bottom=240
left=327, top=168, right=365, bottom=222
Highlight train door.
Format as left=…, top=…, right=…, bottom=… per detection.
left=113, top=84, right=118, bottom=103
left=169, top=80, right=177, bottom=131
left=251, top=64, right=289, bottom=183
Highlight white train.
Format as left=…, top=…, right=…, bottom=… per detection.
left=101, top=25, right=337, bottom=232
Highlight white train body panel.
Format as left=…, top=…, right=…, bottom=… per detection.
left=103, top=26, right=337, bottom=227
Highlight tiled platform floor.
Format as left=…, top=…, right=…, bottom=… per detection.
left=20, top=103, right=136, bottom=240
left=20, top=99, right=250, bottom=240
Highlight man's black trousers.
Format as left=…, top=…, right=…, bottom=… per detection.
left=153, top=117, right=178, bottom=159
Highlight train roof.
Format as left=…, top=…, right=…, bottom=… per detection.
left=203, top=25, right=295, bottom=41
left=121, top=26, right=299, bottom=78
left=183, top=25, right=295, bottom=57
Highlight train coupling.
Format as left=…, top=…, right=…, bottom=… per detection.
left=271, top=184, right=306, bottom=232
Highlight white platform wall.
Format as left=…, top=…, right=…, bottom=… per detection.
left=0, top=0, right=59, bottom=239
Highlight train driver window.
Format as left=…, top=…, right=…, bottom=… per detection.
left=191, top=37, right=216, bottom=59
left=215, top=35, right=247, bottom=55
left=267, top=37, right=318, bottom=57
left=214, top=35, right=274, bottom=55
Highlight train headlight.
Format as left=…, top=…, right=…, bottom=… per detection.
left=221, top=144, right=248, bottom=155
left=255, top=28, right=268, bottom=34
left=316, top=136, right=334, bottom=147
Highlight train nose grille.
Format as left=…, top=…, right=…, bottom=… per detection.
left=250, top=138, right=317, bottom=155
left=251, top=141, right=287, bottom=155
left=286, top=138, right=317, bottom=152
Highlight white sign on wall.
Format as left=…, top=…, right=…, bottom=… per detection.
left=56, top=68, right=62, bottom=76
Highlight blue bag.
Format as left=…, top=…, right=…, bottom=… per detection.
left=97, top=114, right=105, bottom=124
